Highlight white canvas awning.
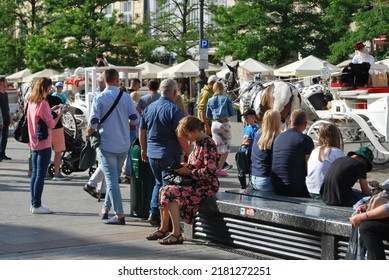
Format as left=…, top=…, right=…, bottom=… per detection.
left=22, top=69, right=60, bottom=82
left=274, top=55, right=340, bottom=77
left=240, top=58, right=274, bottom=75
left=377, top=58, right=389, bottom=68
left=135, top=62, right=168, bottom=79
left=157, top=59, right=220, bottom=79
left=336, top=59, right=352, bottom=68
left=6, top=68, right=31, bottom=82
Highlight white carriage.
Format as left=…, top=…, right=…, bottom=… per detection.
left=69, top=66, right=143, bottom=130
left=305, top=63, right=389, bottom=164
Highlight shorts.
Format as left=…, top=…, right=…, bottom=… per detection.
left=52, top=127, right=65, bottom=153
left=211, top=119, right=231, bottom=154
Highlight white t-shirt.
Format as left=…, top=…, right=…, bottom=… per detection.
left=306, top=147, right=344, bottom=195
left=351, top=54, right=375, bottom=66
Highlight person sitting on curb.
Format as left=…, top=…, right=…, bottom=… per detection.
left=271, top=109, right=314, bottom=197
left=250, top=109, right=281, bottom=192
left=306, top=123, right=344, bottom=199
left=321, top=146, right=373, bottom=207
left=350, top=177, right=389, bottom=260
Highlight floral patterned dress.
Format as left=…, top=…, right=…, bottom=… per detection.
left=160, top=137, right=219, bottom=224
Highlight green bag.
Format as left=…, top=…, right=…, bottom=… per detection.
left=79, top=139, right=96, bottom=169
left=89, top=131, right=100, bottom=149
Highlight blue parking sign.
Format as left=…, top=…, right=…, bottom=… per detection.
left=200, top=39, right=209, bottom=49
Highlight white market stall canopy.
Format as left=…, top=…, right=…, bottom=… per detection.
left=240, top=58, right=274, bottom=75
left=157, top=59, right=220, bottom=78
left=22, top=69, right=60, bottom=82
left=336, top=59, right=352, bottom=68
left=377, top=58, right=389, bottom=68
left=135, top=62, right=168, bottom=79
left=274, top=55, right=340, bottom=77
left=6, top=68, right=31, bottom=82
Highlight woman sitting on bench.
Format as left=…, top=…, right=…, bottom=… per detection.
left=145, top=116, right=219, bottom=245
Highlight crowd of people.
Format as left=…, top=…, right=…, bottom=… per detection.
left=1, top=41, right=387, bottom=256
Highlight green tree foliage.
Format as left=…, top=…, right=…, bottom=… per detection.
left=212, top=0, right=388, bottom=66
left=0, top=0, right=26, bottom=74
left=10, top=0, right=156, bottom=73
left=212, top=0, right=335, bottom=66
left=23, top=0, right=119, bottom=71
left=328, top=1, right=389, bottom=63
left=148, top=0, right=201, bottom=62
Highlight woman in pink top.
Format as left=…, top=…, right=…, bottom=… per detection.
left=27, top=77, right=64, bottom=214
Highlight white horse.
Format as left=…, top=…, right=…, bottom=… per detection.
left=239, top=77, right=301, bottom=123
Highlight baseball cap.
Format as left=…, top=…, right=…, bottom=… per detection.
left=354, top=42, right=365, bottom=50
left=207, top=75, right=218, bottom=84
left=347, top=146, right=373, bottom=172
left=55, top=82, right=64, bottom=88
left=242, top=108, right=256, bottom=117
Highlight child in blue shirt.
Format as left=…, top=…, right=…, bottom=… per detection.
left=236, top=109, right=259, bottom=189
left=52, top=82, right=67, bottom=104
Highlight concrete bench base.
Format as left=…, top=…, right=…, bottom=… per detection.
left=185, top=190, right=389, bottom=260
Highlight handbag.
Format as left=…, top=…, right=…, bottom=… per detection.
left=37, top=119, right=48, bottom=141
left=14, top=104, right=29, bottom=143
left=90, top=90, right=123, bottom=148
left=235, top=146, right=252, bottom=176
left=79, top=139, right=96, bottom=169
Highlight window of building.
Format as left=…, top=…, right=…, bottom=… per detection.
left=121, top=1, right=133, bottom=23
left=103, top=4, right=113, bottom=18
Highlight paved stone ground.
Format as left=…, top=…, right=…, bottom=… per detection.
left=1, top=121, right=388, bottom=260
left=0, top=123, right=270, bottom=260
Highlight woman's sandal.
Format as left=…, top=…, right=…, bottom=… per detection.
left=145, top=229, right=169, bottom=241
left=158, top=233, right=184, bottom=245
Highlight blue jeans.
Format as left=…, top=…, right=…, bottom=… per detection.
left=251, top=175, right=274, bottom=192
left=148, top=155, right=180, bottom=215
left=99, top=149, right=127, bottom=215
left=125, top=130, right=138, bottom=176
left=344, top=191, right=367, bottom=207
left=30, top=147, right=52, bottom=207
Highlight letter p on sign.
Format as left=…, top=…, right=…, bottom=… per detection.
left=200, top=39, right=209, bottom=49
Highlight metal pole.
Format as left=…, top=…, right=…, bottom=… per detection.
left=198, top=0, right=206, bottom=96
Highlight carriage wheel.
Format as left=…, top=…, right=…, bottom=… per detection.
left=306, top=120, right=344, bottom=150
left=62, top=110, right=78, bottom=140
left=361, top=141, right=389, bottom=165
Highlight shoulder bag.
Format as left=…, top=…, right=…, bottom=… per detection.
left=14, top=103, right=29, bottom=143
left=79, top=91, right=123, bottom=169
left=89, top=90, right=124, bottom=148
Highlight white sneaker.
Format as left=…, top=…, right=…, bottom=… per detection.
left=30, top=204, right=48, bottom=212
left=32, top=205, right=54, bottom=214
left=53, top=174, right=69, bottom=181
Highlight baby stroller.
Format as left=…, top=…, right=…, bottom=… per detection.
left=48, top=127, right=97, bottom=177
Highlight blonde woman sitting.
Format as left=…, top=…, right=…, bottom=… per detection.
left=250, top=109, right=281, bottom=191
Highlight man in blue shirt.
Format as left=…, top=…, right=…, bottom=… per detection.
left=271, top=109, right=314, bottom=197
left=139, top=79, right=189, bottom=226
left=87, top=69, right=139, bottom=225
